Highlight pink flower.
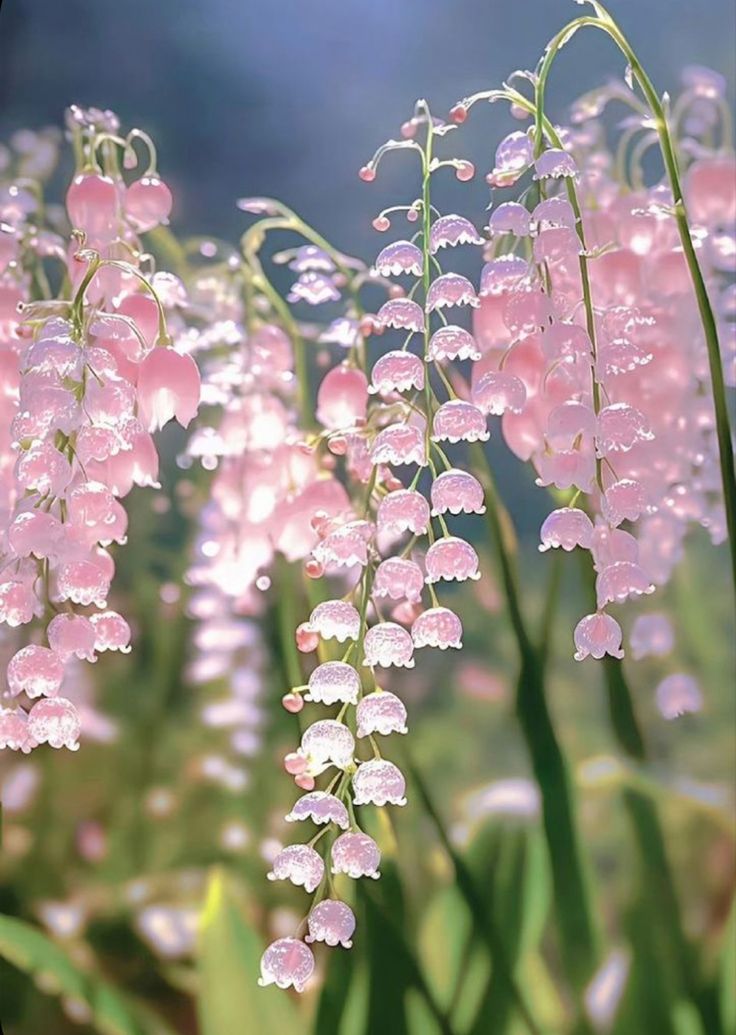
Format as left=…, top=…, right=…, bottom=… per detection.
left=331, top=832, right=381, bottom=879
left=411, top=606, right=463, bottom=649
left=306, top=900, right=356, bottom=948
left=352, top=759, right=407, bottom=807
left=363, top=622, right=415, bottom=669
left=573, top=613, right=625, bottom=661
left=137, top=348, right=201, bottom=431
left=316, top=364, right=368, bottom=429
left=425, top=537, right=480, bottom=583
left=259, top=938, right=315, bottom=993
left=356, top=691, right=408, bottom=738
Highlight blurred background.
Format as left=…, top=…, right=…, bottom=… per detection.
left=0, top=2, right=734, bottom=1034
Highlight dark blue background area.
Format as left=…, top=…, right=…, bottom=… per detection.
left=0, top=0, right=733, bottom=253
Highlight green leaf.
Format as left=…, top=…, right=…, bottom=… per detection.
left=0, top=913, right=174, bottom=1035
left=196, top=868, right=301, bottom=1035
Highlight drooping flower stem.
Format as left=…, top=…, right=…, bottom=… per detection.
left=535, top=0, right=736, bottom=602
left=469, top=444, right=599, bottom=997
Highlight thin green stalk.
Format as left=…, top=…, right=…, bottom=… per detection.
left=468, top=444, right=599, bottom=997
left=406, top=758, right=545, bottom=1035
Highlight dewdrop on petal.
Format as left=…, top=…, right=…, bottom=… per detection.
left=428, top=325, right=480, bottom=362
left=655, top=673, right=703, bottom=720
left=370, top=351, right=424, bottom=394
left=432, top=401, right=489, bottom=444
left=286, top=791, right=350, bottom=830
left=411, top=606, right=463, bottom=649
left=7, top=645, right=64, bottom=699
left=363, top=622, right=415, bottom=668
left=539, top=508, right=595, bottom=552
left=472, top=371, right=526, bottom=416
left=300, top=720, right=355, bottom=770
left=267, top=844, right=325, bottom=892
left=306, top=900, right=356, bottom=948
left=375, top=298, right=425, bottom=332
left=27, top=697, right=81, bottom=751
left=352, top=759, right=407, bottom=807
left=573, top=613, right=625, bottom=661
left=630, top=614, right=674, bottom=661
left=331, top=832, right=381, bottom=879
left=370, top=423, right=427, bottom=467
left=596, top=562, right=655, bottom=608
left=306, top=600, right=360, bottom=643
left=425, top=537, right=480, bottom=584
left=426, top=273, right=479, bottom=312
left=377, top=489, right=430, bottom=535
left=356, top=691, right=408, bottom=737
left=305, top=662, right=361, bottom=706
left=601, top=479, right=652, bottom=527
left=372, top=241, right=423, bottom=277
left=259, top=937, right=315, bottom=992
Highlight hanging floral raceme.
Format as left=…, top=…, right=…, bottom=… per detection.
left=259, top=100, right=488, bottom=991
left=448, top=66, right=731, bottom=675
left=0, top=107, right=200, bottom=754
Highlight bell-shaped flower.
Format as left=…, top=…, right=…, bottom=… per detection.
left=305, top=662, right=361, bottom=706
left=630, top=614, right=674, bottom=661
left=356, top=691, right=408, bottom=738
left=373, top=558, right=424, bottom=603
left=306, top=600, right=360, bottom=643
left=286, top=791, right=350, bottom=830
left=428, top=325, right=480, bottom=362
left=316, top=364, right=368, bottom=429
left=472, top=371, right=526, bottom=415
left=432, top=401, right=489, bottom=444
left=331, top=832, right=381, bottom=879
left=7, top=645, right=64, bottom=699
left=300, top=720, right=355, bottom=771
left=377, top=489, right=430, bottom=535
left=573, top=612, right=625, bottom=661
left=655, top=673, right=703, bottom=720
left=429, top=214, right=483, bottom=252
left=426, top=273, right=479, bottom=312
left=306, top=900, right=356, bottom=948
left=372, top=240, right=423, bottom=277
left=431, top=469, right=485, bottom=516
left=601, top=479, right=652, bottom=527
left=425, top=537, right=480, bottom=583
left=363, top=622, right=415, bottom=668
left=376, top=299, right=425, bottom=332
left=259, top=938, right=315, bottom=993
left=370, top=423, right=427, bottom=467
left=137, top=348, right=201, bottom=431
left=539, top=508, right=595, bottom=552
left=596, top=561, right=655, bottom=607
left=267, top=844, right=325, bottom=892
left=27, top=697, right=81, bottom=751
left=370, top=351, right=424, bottom=395
left=352, top=759, right=407, bottom=807
left=411, top=606, right=463, bottom=649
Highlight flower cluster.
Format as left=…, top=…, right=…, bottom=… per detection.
left=0, top=107, right=200, bottom=754
left=451, top=66, right=733, bottom=667
left=259, top=102, right=490, bottom=993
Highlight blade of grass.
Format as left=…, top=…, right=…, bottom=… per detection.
left=406, top=756, right=546, bottom=1035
